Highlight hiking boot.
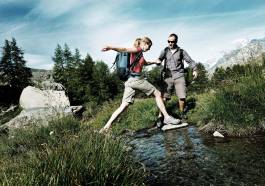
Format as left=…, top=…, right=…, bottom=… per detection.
left=164, top=116, right=181, bottom=125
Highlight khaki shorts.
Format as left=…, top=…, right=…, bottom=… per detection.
left=163, top=76, right=186, bottom=99
left=122, top=77, right=156, bottom=103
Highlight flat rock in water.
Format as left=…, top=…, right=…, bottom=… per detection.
left=213, top=131, right=224, bottom=138
left=162, top=123, right=188, bottom=131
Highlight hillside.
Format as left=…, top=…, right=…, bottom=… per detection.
left=31, top=68, right=52, bottom=83
left=209, top=37, right=265, bottom=73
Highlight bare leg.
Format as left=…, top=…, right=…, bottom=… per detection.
left=158, top=97, right=167, bottom=118
left=153, top=90, right=170, bottom=118
left=99, top=102, right=130, bottom=133
left=154, top=90, right=181, bottom=125
left=179, top=98, right=185, bottom=112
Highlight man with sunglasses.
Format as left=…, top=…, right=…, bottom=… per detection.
left=155, top=33, right=198, bottom=121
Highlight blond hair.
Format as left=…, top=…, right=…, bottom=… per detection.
left=133, top=37, right=153, bottom=48
left=141, top=37, right=152, bottom=47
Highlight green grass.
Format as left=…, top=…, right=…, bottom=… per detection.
left=86, top=98, right=160, bottom=134
left=3, top=60, right=264, bottom=185
left=0, top=89, right=169, bottom=185
left=188, top=72, right=265, bottom=136
left=0, top=116, right=146, bottom=185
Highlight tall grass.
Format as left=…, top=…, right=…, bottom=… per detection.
left=87, top=98, right=159, bottom=134
left=0, top=116, right=146, bottom=185
left=189, top=64, right=265, bottom=136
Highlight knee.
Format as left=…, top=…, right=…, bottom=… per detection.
left=153, top=89, right=162, bottom=97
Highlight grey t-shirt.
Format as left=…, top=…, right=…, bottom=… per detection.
left=158, top=47, right=197, bottom=79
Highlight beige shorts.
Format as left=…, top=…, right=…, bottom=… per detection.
left=122, top=77, right=156, bottom=103
left=163, top=76, right=186, bottom=99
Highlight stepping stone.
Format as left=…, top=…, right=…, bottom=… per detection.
left=161, top=123, right=188, bottom=131
left=213, top=131, right=224, bottom=138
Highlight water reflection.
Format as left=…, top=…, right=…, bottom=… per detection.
left=129, top=126, right=265, bottom=185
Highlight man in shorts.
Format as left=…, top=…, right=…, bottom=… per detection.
left=156, top=33, right=198, bottom=120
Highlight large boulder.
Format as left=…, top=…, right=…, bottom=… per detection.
left=2, top=108, right=65, bottom=130
left=1, top=85, right=82, bottom=134
left=19, top=86, right=70, bottom=110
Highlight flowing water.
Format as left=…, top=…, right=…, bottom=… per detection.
left=129, top=126, right=265, bottom=185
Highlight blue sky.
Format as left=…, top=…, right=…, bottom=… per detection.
left=1, top=0, right=265, bottom=69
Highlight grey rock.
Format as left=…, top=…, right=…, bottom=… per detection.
left=1, top=85, right=83, bottom=133
left=19, top=86, right=70, bottom=110
left=213, top=131, right=224, bottom=138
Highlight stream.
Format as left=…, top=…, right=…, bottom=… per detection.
left=129, top=126, right=265, bottom=185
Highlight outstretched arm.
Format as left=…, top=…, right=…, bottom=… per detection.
left=145, top=59, right=162, bottom=65
left=102, top=45, right=139, bottom=53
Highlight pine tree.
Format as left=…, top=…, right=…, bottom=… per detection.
left=92, top=61, right=112, bottom=103
left=65, top=48, right=83, bottom=104
left=76, top=54, right=95, bottom=103
left=0, top=38, right=32, bottom=88
left=79, top=54, right=94, bottom=84
left=63, top=44, right=74, bottom=88
left=211, top=67, right=226, bottom=87
left=52, top=44, right=65, bottom=84
left=73, top=49, right=82, bottom=67
left=188, top=63, right=209, bottom=92
left=51, top=44, right=121, bottom=104
left=0, top=40, right=12, bottom=85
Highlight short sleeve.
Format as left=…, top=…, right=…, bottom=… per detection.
left=158, top=49, right=166, bottom=61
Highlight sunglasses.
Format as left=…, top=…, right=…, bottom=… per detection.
left=168, top=40, right=176, bottom=43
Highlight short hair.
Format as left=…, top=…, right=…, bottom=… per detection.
left=169, top=33, right=178, bottom=42
left=141, top=37, right=152, bottom=47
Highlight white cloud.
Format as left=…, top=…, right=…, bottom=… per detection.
left=232, top=38, right=249, bottom=48
left=28, top=0, right=86, bottom=18
left=1, top=1, right=265, bottom=70
left=24, top=54, right=53, bottom=69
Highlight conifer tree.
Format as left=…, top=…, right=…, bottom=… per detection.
left=52, top=44, right=65, bottom=84
left=0, top=40, right=12, bottom=85
left=188, top=63, right=209, bottom=92
left=92, top=61, right=112, bottom=103
left=211, top=67, right=226, bottom=87
left=0, top=38, right=32, bottom=88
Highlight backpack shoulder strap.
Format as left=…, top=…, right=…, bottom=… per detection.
left=179, top=48, right=184, bottom=61
left=163, top=47, right=169, bottom=71
left=129, top=51, right=143, bottom=69
left=110, top=52, right=121, bottom=69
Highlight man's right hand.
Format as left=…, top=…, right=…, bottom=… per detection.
left=101, top=46, right=111, bottom=52
left=155, top=59, right=162, bottom=65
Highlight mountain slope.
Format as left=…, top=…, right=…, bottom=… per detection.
left=209, top=37, right=265, bottom=73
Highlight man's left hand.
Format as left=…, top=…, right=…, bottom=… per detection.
left=193, top=70, right=198, bottom=79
